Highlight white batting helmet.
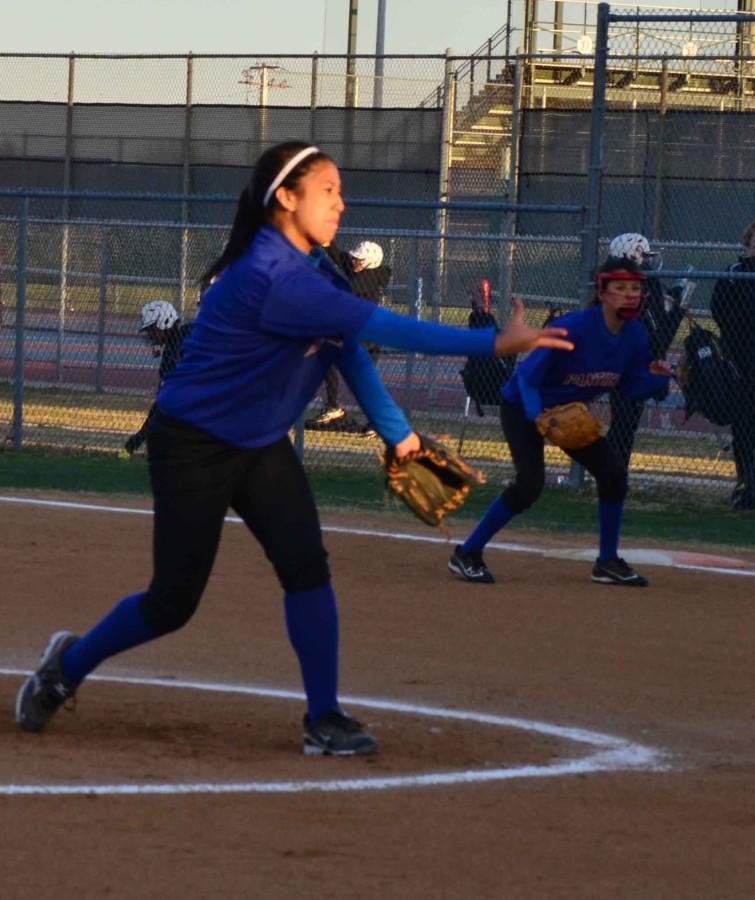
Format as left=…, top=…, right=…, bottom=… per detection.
left=608, top=233, right=659, bottom=269
left=349, top=241, right=384, bottom=269
left=139, top=300, right=179, bottom=332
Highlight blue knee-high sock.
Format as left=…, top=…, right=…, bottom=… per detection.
left=461, top=496, right=516, bottom=554
left=598, top=500, right=624, bottom=561
left=284, top=585, right=339, bottom=722
left=61, top=592, right=155, bottom=684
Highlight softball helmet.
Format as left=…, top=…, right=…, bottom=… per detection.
left=349, top=241, right=384, bottom=269
left=139, top=300, right=179, bottom=332
left=608, top=233, right=660, bottom=269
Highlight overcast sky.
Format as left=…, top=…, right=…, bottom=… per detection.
left=2, top=0, right=513, bottom=56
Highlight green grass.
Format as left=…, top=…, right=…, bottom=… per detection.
left=1, top=448, right=752, bottom=551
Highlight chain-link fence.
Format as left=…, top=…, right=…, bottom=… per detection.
left=0, top=186, right=748, bottom=506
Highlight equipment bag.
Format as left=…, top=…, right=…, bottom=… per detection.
left=459, top=304, right=516, bottom=415
left=678, top=323, right=746, bottom=427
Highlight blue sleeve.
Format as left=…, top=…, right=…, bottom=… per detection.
left=621, top=370, right=670, bottom=401
left=260, top=266, right=375, bottom=338
left=336, top=341, right=412, bottom=446
left=619, top=326, right=670, bottom=400
left=517, top=369, right=544, bottom=420
left=356, top=306, right=496, bottom=356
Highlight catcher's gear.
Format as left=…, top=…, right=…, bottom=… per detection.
left=608, top=232, right=661, bottom=270
left=535, top=402, right=606, bottom=450
left=382, top=434, right=486, bottom=527
left=349, top=240, right=384, bottom=269
left=139, top=300, right=179, bottom=332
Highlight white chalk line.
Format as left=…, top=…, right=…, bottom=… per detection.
left=0, top=668, right=667, bottom=796
left=1, top=493, right=752, bottom=577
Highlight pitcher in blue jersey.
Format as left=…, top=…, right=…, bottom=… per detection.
left=449, top=256, right=673, bottom=589
left=16, top=141, right=573, bottom=756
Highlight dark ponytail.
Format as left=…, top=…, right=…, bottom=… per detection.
left=200, top=141, right=333, bottom=290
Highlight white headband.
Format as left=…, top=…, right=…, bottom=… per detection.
left=263, top=146, right=320, bottom=207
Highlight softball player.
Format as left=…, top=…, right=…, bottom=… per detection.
left=16, top=142, right=572, bottom=756
left=449, top=256, right=672, bottom=588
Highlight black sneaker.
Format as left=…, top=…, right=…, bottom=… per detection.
left=591, top=557, right=648, bottom=587
left=448, top=545, right=495, bottom=584
left=303, top=709, right=378, bottom=756
left=16, top=630, right=80, bottom=732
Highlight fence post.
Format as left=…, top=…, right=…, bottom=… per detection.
left=498, top=50, right=524, bottom=321
left=12, top=196, right=29, bottom=451
left=572, top=1, right=610, bottom=490
left=310, top=52, right=319, bottom=143
left=431, top=50, right=455, bottom=407
left=652, top=56, right=668, bottom=241
left=58, top=52, right=76, bottom=384
left=95, top=228, right=109, bottom=394
left=179, top=52, right=193, bottom=317
left=373, top=0, right=387, bottom=108
left=403, top=260, right=423, bottom=418
left=578, top=2, right=609, bottom=308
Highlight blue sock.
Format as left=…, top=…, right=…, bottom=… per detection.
left=61, top=592, right=155, bottom=684
left=284, top=585, right=339, bottom=722
left=598, top=500, right=624, bottom=561
left=461, top=496, right=515, bottom=554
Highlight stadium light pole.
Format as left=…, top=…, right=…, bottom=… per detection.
left=373, top=0, right=387, bottom=107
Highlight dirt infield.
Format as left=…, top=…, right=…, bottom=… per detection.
left=1, top=493, right=753, bottom=899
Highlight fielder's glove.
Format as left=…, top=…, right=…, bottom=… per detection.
left=535, top=402, right=606, bottom=451
left=382, top=433, right=486, bottom=527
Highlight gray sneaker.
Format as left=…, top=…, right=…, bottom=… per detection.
left=16, top=630, right=80, bottom=732
left=303, top=709, right=378, bottom=756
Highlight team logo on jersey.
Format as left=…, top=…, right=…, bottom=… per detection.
left=563, top=372, right=620, bottom=388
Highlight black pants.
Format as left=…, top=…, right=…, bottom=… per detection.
left=325, top=344, right=381, bottom=408
left=606, top=389, right=645, bottom=471
left=731, top=393, right=755, bottom=499
left=141, top=410, right=329, bottom=636
left=500, top=398, right=627, bottom=513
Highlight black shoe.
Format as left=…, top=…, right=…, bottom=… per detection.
left=303, top=709, right=378, bottom=756
left=16, top=630, right=79, bottom=732
left=591, top=557, right=648, bottom=587
left=448, top=545, right=495, bottom=584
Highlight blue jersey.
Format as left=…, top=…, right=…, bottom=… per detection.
left=502, top=305, right=667, bottom=414
left=158, top=225, right=376, bottom=447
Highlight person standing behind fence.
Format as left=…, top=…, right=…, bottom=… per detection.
left=307, top=240, right=391, bottom=432
left=123, top=301, right=193, bottom=455
left=448, top=256, right=672, bottom=588
left=604, top=233, right=693, bottom=470
left=711, top=223, right=755, bottom=511
left=16, top=141, right=572, bottom=755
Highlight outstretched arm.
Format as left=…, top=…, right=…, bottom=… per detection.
left=355, top=296, right=572, bottom=358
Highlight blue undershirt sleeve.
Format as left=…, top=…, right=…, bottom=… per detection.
left=336, top=343, right=412, bottom=446
left=356, top=306, right=497, bottom=356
